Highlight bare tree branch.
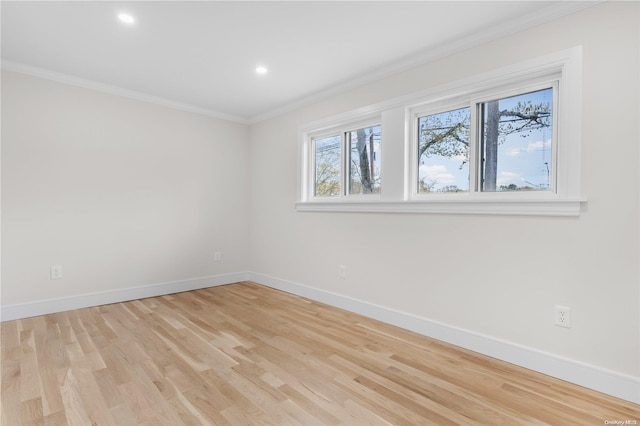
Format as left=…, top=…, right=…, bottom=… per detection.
left=419, top=122, right=468, bottom=158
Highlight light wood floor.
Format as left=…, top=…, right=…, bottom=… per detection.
left=1, top=282, right=638, bottom=425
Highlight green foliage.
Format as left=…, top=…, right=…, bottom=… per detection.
left=419, top=181, right=464, bottom=193
left=499, top=183, right=536, bottom=191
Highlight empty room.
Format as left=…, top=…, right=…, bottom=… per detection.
left=1, top=1, right=639, bottom=425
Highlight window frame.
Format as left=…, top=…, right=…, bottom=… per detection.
left=408, top=79, right=560, bottom=199
left=311, top=132, right=343, bottom=198
left=408, top=99, right=474, bottom=197
left=304, top=116, right=383, bottom=202
left=297, top=47, right=583, bottom=216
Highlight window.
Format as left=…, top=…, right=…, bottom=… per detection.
left=414, top=85, right=556, bottom=196
left=309, top=123, right=381, bottom=199
left=417, top=107, right=471, bottom=193
left=314, top=135, right=341, bottom=197
left=479, top=88, right=553, bottom=193
left=298, top=47, right=582, bottom=215
left=348, top=125, right=381, bottom=195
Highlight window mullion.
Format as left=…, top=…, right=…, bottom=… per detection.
left=308, top=138, right=315, bottom=198
left=342, top=132, right=349, bottom=196
left=469, top=102, right=480, bottom=193
left=550, top=81, right=559, bottom=194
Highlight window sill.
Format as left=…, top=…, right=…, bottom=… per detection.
left=296, top=197, right=586, bottom=216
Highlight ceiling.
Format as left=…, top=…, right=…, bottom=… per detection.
left=1, top=1, right=596, bottom=123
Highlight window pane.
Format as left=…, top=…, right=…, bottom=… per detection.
left=314, top=135, right=341, bottom=197
left=349, top=125, right=381, bottom=194
left=480, top=88, right=553, bottom=192
left=417, top=107, right=470, bottom=193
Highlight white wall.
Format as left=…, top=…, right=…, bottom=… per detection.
left=249, top=1, right=639, bottom=384
left=1, top=0, right=638, bottom=403
left=1, top=70, right=250, bottom=306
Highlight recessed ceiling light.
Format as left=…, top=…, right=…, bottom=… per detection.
left=118, top=13, right=136, bottom=25
left=255, top=66, right=268, bottom=75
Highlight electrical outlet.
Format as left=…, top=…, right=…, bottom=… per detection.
left=50, top=265, right=62, bottom=280
left=339, top=265, right=347, bottom=279
left=214, top=251, right=221, bottom=262
left=555, top=305, right=571, bottom=328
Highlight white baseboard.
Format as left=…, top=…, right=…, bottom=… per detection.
left=0, top=272, right=250, bottom=322
left=2, top=270, right=637, bottom=404
left=249, top=272, right=640, bottom=405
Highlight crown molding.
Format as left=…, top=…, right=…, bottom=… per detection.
left=2, top=1, right=601, bottom=126
left=247, top=1, right=602, bottom=124
left=1, top=60, right=251, bottom=124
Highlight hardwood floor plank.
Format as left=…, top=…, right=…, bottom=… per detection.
left=1, top=321, right=21, bottom=362
left=20, top=397, right=43, bottom=426
left=59, top=369, right=91, bottom=425
left=2, top=281, right=638, bottom=425
left=183, top=385, right=235, bottom=425
left=340, top=398, right=394, bottom=426
left=166, top=387, right=211, bottom=426
left=19, top=332, right=41, bottom=403
left=107, top=403, right=138, bottom=426
left=1, top=360, right=22, bottom=426
left=92, top=368, right=122, bottom=410
left=34, top=322, right=66, bottom=417
left=329, top=354, right=492, bottom=425
left=42, top=409, right=68, bottom=426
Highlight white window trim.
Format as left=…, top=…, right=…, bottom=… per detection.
left=297, top=47, right=585, bottom=216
